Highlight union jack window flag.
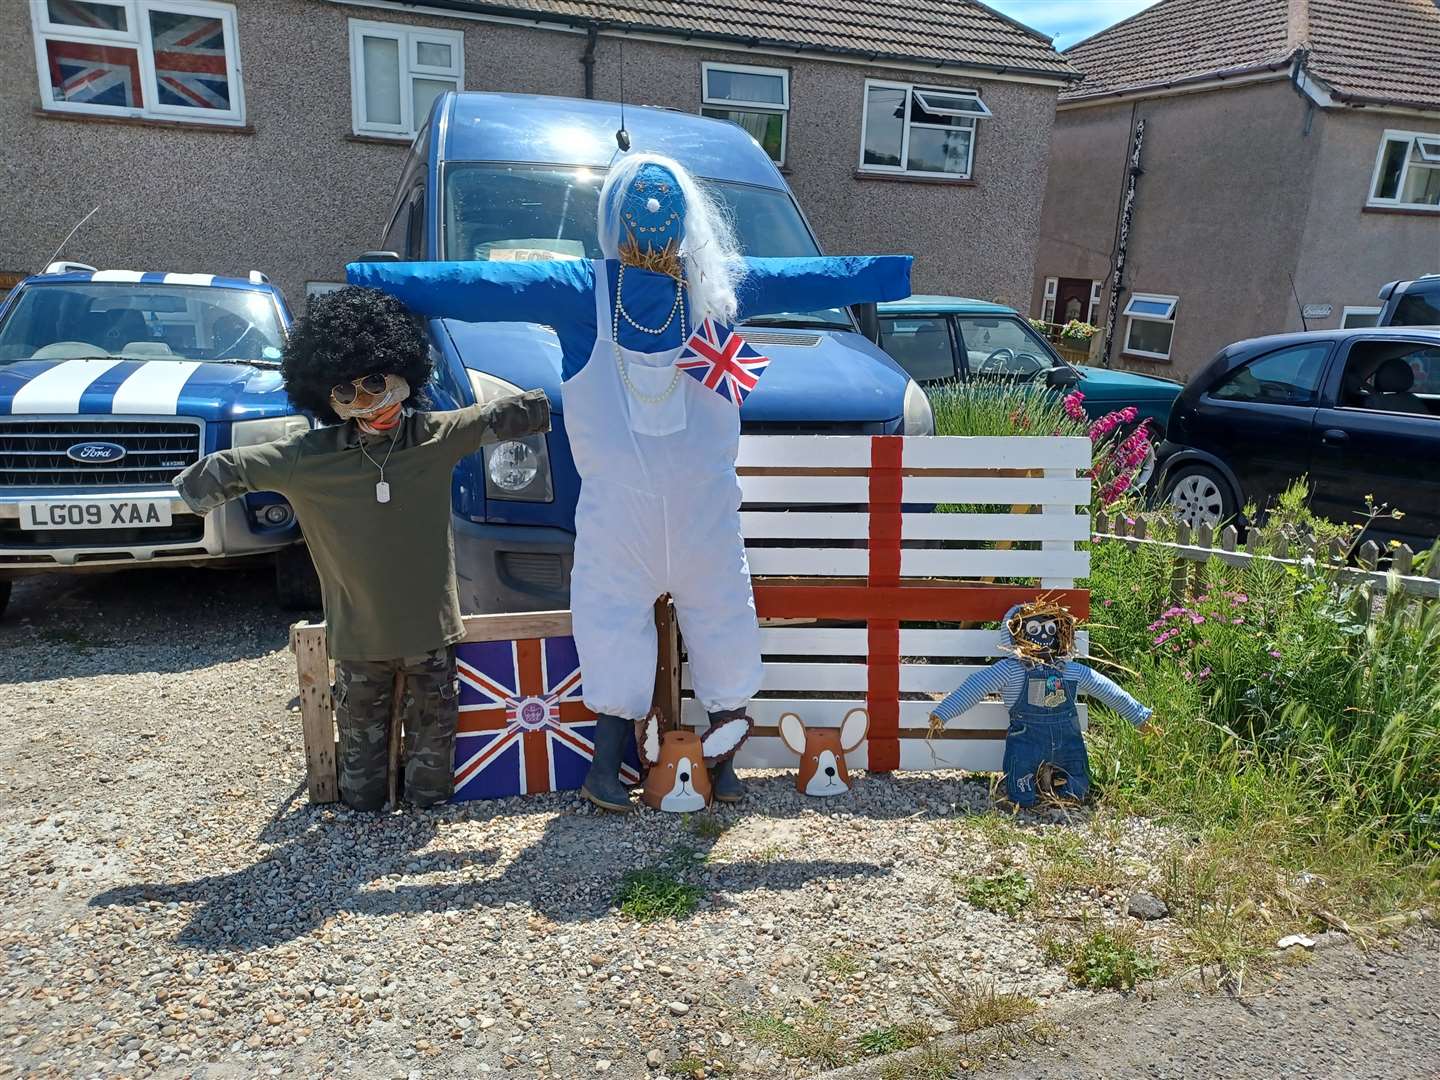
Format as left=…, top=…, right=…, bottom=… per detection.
left=46, top=40, right=143, bottom=108
left=149, top=12, right=231, bottom=111
left=677, top=319, right=771, bottom=406
left=452, top=636, right=641, bottom=800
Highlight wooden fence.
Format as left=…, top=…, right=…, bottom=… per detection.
left=1093, top=511, right=1440, bottom=601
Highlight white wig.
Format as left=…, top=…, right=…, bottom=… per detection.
left=598, top=152, right=743, bottom=325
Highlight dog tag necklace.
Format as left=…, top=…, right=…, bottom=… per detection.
left=359, top=429, right=398, bottom=503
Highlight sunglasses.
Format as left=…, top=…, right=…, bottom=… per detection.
left=331, top=373, right=389, bottom=404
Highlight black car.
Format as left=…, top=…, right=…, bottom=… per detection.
left=1155, top=327, right=1440, bottom=545
left=1378, top=273, right=1440, bottom=327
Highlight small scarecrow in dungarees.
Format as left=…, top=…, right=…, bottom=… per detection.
left=174, top=287, right=550, bottom=811
left=928, top=601, right=1155, bottom=808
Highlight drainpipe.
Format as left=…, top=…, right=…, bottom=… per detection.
left=581, top=25, right=598, bottom=99
left=1100, top=114, right=1145, bottom=369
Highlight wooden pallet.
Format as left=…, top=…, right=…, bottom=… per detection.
left=679, top=434, right=1092, bottom=773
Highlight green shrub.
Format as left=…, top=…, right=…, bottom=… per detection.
left=1045, top=929, right=1157, bottom=990
left=961, top=869, right=1035, bottom=915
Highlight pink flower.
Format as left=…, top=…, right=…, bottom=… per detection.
left=1062, top=391, right=1087, bottom=421
left=1269, top=650, right=1282, bottom=659
left=1103, top=598, right=1114, bottom=607
left=1196, top=666, right=1212, bottom=680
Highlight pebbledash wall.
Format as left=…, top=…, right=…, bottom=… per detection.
left=0, top=0, right=1062, bottom=311
left=1032, top=77, right=1440, bottom=381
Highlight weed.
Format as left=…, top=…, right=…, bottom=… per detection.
left=960, top=869, right=1035, bottom=915
left=921, top=964, right=1037, bottom=1034
left=820, top=950, right=862, bottom=978
left=666, top=1057, right=732, bottom=1078
left=686, top=814, right=729, bottom=840
left=858, top=1021, right=934, bottom=1057
left=1046, top=927, right=1158, bottom=990
left=739, top=1007, right=848, bottom=1069
left=613, top=867, right=703, bottom=922
left=878, top=1044, right=958, bottom=1080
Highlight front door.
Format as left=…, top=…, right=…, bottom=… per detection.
left=1055, top=278, right=1092, bottom=326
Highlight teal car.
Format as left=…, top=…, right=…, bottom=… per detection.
left=877, top=295, right=1182, bottom=434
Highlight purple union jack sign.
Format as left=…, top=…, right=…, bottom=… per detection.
left=452, top=636, right=640, bottom=800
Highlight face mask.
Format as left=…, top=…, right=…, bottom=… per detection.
left=331, top=373, right=410, bottom=432
left=619, top=164, right=686, bottom=255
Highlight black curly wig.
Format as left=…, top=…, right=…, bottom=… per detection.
left=282, top=286, right=431, bottom=424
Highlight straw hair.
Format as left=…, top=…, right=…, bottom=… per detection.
left=1002, top=599, right=1078, bottom=664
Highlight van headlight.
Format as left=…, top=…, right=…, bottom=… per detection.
left=903, top=379, right=934, bottom=435
left=232, top=415, right=310, bottom=448
left=469, top=370, right=554, bottom=502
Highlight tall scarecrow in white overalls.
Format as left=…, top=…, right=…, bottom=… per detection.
left=351, top=152, right=911, bottom=812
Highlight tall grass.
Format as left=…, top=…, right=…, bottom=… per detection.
left=928, top=381, right=1084, bottom=438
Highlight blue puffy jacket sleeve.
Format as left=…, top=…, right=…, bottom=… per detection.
left=736, top=256, right=912, bottom=320
left=346, top=259, right=596, bottom=329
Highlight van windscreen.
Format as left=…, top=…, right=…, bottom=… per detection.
left=443, top=163, right=846, bottom=323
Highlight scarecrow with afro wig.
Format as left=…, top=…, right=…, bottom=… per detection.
left=929, top=600, right=1156, bottom=808
left=174, top=286, right=550, bottom=810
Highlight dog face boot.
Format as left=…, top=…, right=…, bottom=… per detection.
left=705, top=708, right=752, bottom=804
left=581, top=713, right=635, bottom=812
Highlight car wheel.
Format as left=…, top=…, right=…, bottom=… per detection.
left=0, top=580, right=10, bottom=621
left=1162, top=465, right=1235, bottom=528
left=275, top=543, right=323, bottom=612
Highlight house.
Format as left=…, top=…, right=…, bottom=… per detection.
left=1032, top=0, right=1440, bottom=379
left=0, top=0, right=1078, bottom=310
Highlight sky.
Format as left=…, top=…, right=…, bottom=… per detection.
left=984, top=0, right=1162, bottom=50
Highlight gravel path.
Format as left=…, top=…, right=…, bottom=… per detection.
left=3, top=568, right=1182, bottom=1079
left=973, top=930, right=1440, bottom=1079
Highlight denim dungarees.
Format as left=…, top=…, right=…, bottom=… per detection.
left=1002, top=663, right=1092, bottom=806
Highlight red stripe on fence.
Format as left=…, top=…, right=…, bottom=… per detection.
left=866, top=437, right=904, bottom=771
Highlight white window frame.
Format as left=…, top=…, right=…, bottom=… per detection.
left=700, top=61, right=789, bottom=165
left=1341, top=305, right=1383, bottom=328
left=1088, top=280, right=1102, bottom=324
left=30, top=0, right=245, bottom=126
left=859, top=78, right=990, bottom=180
left=1121, top=292, right=1179, bottom=360
left=1041, top=276, right=1057, bottom=324
left=1367, top=128, right=1440, bottom=212
left=348, top=18, right=462, bottom=139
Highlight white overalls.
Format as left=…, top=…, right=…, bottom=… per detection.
left=564, top=262, right=763, bottom=720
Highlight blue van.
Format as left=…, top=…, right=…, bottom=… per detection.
left=363, top=91, right=931, bottom=614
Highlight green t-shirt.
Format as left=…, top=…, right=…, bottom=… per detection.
left=175, top=391, right=549, bottom=661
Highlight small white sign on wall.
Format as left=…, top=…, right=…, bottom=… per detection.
left=1302, top=303, right=1333, bottom=319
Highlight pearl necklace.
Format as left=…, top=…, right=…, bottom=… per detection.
left=615, top=263, right=683, bottom=335
left=612, top=267, right=686, bottom=405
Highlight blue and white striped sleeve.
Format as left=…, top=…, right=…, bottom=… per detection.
left=1071, top=663, right=1152, bottom=726
left=931, top=659, right=1021, bottom=723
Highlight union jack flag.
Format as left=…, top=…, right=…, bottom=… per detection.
left=47, top=40, right=143, bottom=108
left=151, top=12, right=231, bottom=111
left=452, top=636, right=640, bottom=800
left=677, top=319, right=771, bottom=406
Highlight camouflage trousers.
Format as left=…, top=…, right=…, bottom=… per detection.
left=333, top=647, right=458, bottom=811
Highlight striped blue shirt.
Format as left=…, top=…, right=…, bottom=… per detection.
left=931, top=659, right=1152, bottom=727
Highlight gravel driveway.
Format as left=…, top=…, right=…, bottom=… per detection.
left=2, top=567, right=1183, bottom=1079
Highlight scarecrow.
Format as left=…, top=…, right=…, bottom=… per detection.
left=350, top=152, right=911, bottom=813
left=174, top=287, right=550, bottom=811
left=929, top=601, right=1154, bottom=807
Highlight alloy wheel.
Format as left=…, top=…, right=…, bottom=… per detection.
left=1167, top=472, right=1225, bottom=527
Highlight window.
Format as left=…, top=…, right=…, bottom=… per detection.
left=1393, top=278, right=1440, bottom=327
left=701, top=62, right=788, bottom=165
left=1369, top=130, right=1440, bottom=210
left=30, top=0, right=244, bottom=125
left=1041, top=277, right=1057, bottom=324
left=956, top=316, right=1056, bottom=378
left=1340, top=340, right=1440, bottom=414
left=860, top=79, right=991, bottom=179
left=1121, top=292, right=1178, bottom=360
left=348, top=18, right=462, bottom=139
left=1211, top=343, right=1330, bottom=405
left=1089, top=281, right=1103, bottom=324
left=878, top=317, right=956, bottom=382
left=1341, top=306, right=1382, bottom=329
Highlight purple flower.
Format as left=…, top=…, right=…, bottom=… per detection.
left=1269, top=650, right=1282, bottom=659
left=1196, top=666, right=1212, bottom=680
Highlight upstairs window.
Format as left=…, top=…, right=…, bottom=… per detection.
left=31, top=0, right=244, bottom=125
left=701, top=62, right=789, bottom=165
left=860, top=80, right=991, bottom=180
left=1369, top=130, right=1440, bottom=210
left=348, top=18, right=462, bottom=139
left=1122, top=292, right=1178, bottom=361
